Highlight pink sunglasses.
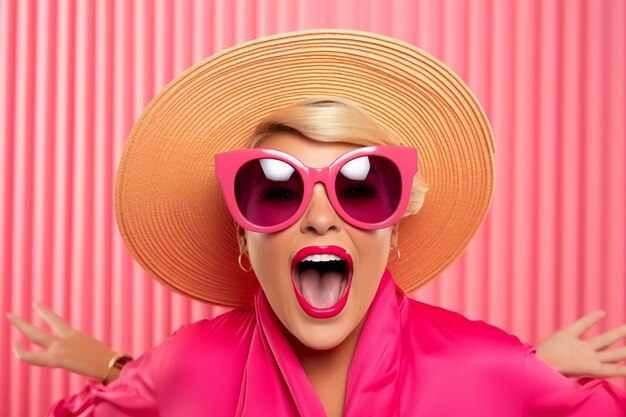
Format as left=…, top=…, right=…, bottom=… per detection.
left=215, top=146, right=418, bottom=233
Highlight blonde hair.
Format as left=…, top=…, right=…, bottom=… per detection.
left=249, top=96, right=428, bottom=217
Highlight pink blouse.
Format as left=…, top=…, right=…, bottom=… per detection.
left=48, top=271, right=626, bottom=416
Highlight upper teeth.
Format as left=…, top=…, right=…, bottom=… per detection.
left=302, top=254, right=342, bottom=262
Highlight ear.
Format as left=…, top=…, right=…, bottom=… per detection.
left=236, top=224, right=247, bottom=253
left=390, top=224, right=399, bottom=248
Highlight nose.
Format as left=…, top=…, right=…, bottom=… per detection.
left=300, top=184, right=341, bottom=235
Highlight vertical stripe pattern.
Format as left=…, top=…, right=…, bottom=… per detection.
left=1, top=0, right=624, bottom=413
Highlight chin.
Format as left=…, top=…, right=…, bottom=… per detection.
left=286, top=313, right=357, bottom=351
left=293, top=328, right=348, bottom=351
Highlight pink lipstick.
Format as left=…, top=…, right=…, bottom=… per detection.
left=291, top=245, right=353, bottom=319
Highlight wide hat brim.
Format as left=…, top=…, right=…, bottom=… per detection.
left=116, top=29, right=495, bottom=307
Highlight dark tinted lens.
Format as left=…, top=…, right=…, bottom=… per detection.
left=234, top=158, right=304, bottom=227
left=335, top=156, right=401, bottom=223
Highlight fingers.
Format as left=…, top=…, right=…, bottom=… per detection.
left=6, top=313, right=56, bottom=348
left=34, top=303, right=74, bottom=337
left=598, top=346, right=626, bottom=363
left=568, top=310, right=606, bottom=337
left=589, top=324, right=626, bottom=351
left=592, top=363, right=626, bottom=378
left=12, top=341, right=54, bottom=367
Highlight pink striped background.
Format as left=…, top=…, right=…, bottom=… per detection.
left=1, top=0, right=624, bottom=414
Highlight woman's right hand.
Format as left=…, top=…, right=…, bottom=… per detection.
left=6, top=303, right=120, bottom=382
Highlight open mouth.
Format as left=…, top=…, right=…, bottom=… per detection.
left=291, top=246, right=353, bottom=319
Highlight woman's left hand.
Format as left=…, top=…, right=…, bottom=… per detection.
left=535, top=310, right=626, bottom=378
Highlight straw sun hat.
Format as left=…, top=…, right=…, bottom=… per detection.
left=115, top=29, right=495, bottom=307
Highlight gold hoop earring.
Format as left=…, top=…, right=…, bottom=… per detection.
left=388, top=245, right=401, bottom=266
left=238, top=250, right=252, bottom=272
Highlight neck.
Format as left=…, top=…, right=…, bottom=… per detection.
left=286, top=320, right=365, bottom=417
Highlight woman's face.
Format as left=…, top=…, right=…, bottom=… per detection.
left=246, top=132, right=397, bottom=350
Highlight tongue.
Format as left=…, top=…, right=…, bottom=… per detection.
left=299, top=268, right=343, bottom=309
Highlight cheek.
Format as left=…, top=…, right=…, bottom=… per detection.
left=246, top=231, right=282, bottom=262
left=349, top=229, right=393, bottom=307
left=246, top=232, right=304, bottom=338
left=245, top=232, right=292, bottom=295
left=357, top=229, right=393, bottom=268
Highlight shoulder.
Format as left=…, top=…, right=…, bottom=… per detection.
left=155, top=306, right=256, bottom=409
left=157, top=306, right=256, bottom=376
left=141, top=307, right=256, bottom=414
left=399, top=297, right=529, bottom=407
left=167, top=305, right=256, bottom=355
left=401, top=297, right=526, bottom=360
left=171, top=306, right=256, bottom=338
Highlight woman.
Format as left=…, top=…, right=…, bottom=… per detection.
left=10, top=304, right=626, bottom=384
left=9, top=30, right=626, bottom=416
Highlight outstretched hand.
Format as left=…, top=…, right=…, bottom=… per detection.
left=535, top=310, right=626, bottom=379
left=8, top=305, right=626, bottom=383
left=7, top=304, right=118, bottom=381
